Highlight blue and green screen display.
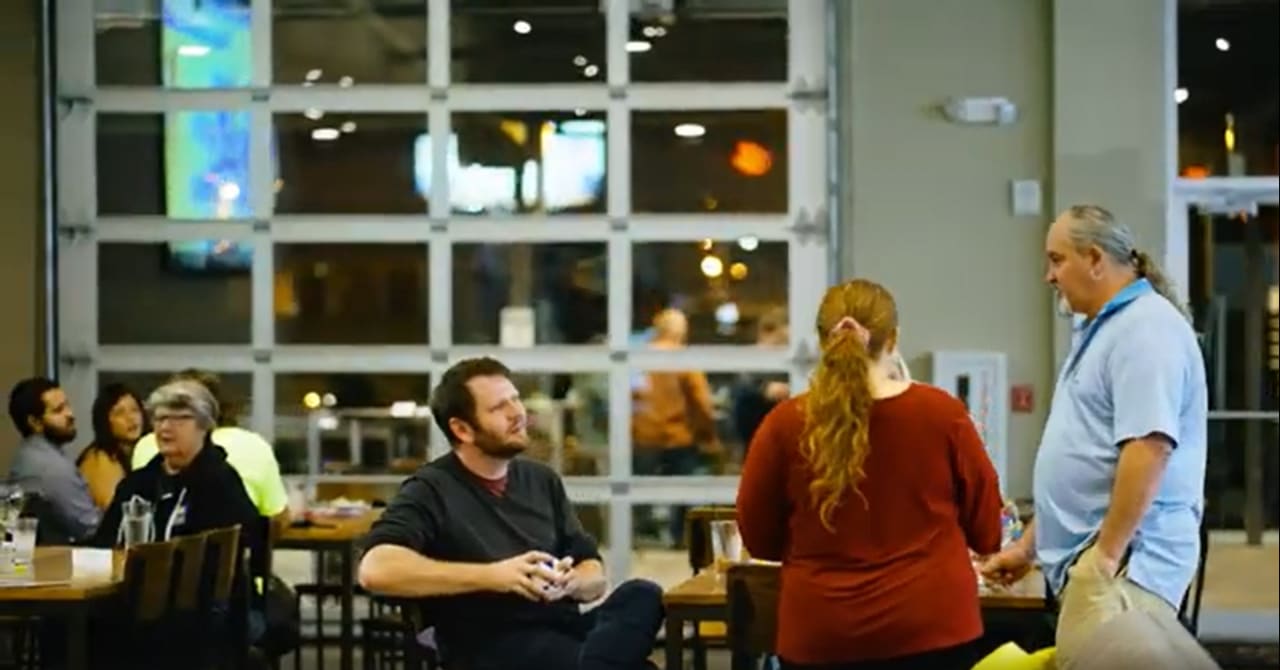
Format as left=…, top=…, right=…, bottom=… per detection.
left=163, top=0, right=254, bottom=271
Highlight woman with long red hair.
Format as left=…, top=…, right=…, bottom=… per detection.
left=737, top=279, right=1004, bottom=669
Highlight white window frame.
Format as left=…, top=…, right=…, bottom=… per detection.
left=57, top=0, right=831, bottom=579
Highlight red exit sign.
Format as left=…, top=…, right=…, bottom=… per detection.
left=1011, top=384, right=1034, bottom=413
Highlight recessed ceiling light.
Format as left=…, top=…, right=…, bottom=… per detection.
left=674, top=123, right=706, bottom=138
left=1175, top=87, right=1189, bottom=104
left=583, top=64, right=599, bottom=78
left=1215, top=37, right=1230, bottom=51
left=311, top=127, right=340, bottom=141
left=626, top=40, right=652, bottom=53
left=513, top=20, right=532, bottom=34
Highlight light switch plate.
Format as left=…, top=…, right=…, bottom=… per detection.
left=1011, top=179, right=1042, bottom=217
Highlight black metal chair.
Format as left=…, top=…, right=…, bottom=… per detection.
left=1179, top=513, right=1210, bottom=636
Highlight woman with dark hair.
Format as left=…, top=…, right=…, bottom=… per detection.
left=77, top=383, right=146, bottom=509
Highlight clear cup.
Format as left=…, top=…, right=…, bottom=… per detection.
left=121, top=496, right=155, bottom=547
left=709, top=520, right=745, bottom=574
left=10, top=518, right=37, bottom=565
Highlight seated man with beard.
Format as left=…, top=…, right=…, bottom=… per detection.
left=7, top=377, right=100, bottom=544
left=358, top=357, right=664, bottom=670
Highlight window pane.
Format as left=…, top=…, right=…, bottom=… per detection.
left=96, top=0, right=252, bottom=88
left=452, top=243, right=607, bottom=345
left=629, top=10, right=786, bottom=82
left=274, top=373, right=431, bottom=475
left=99, top=243, right=251, bottom=344
left=98, top=112, right=253, bottom=217
left=630, top=370, right=785, bottom=477
left=632, top=110, right=787, bottom=213
left=273, top=3, right=426, bottom=85
left=450, top=0, right=605, bottom=83
left=1205, top=418, right=1279, bottom=531
left=1177, top=2, right=1279, bottom=176
left=97, top=370, right=252, bottom=421
left=449, top=112, right=606, bottom=215
left=274, top=244, right=429, bottom=344
left=633, top=241, right=789, bottom=346
left=1187, top=205, right=1279, bottom=410
left=512, top=372, right=609, bottom=476
left=274, top=113, right=428, bottom=214
left=574, top=504, right=609, bottom=556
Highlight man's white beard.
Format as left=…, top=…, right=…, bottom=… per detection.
left=1054, top=292, right=1075, bottom=318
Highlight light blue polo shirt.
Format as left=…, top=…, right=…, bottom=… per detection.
left=1033, top=278, right=1208, bottom=608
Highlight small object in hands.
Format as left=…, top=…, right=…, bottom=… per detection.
left=541, top=557, right=573, bottom=600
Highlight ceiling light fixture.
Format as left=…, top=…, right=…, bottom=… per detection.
left=674, top=123, right=706, bottom=138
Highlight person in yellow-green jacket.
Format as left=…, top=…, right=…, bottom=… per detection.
left=131, top=369, right=289, bottom=525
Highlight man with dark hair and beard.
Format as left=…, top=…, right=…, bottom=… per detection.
left=7, top=377, right=101, bottom=543
left=359, top=357, right=664, bottom=670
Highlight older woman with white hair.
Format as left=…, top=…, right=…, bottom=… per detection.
left=93, top=379, right=260, bottom=553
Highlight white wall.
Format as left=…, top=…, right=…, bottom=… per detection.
left=837, top=0, right=1171, bottom=497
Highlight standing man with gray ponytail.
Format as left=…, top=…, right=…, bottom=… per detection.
left=982, top=205, right=1218, bottom=668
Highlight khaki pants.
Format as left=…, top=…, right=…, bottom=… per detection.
left=1053, top=545, right=1220, bottom=670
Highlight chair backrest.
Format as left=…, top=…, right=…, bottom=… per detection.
left=201, top=524, right=242, bottom=606
left=685, top=506, right=738, bottom=574
left=123, top=539, right=178, bottom=623
left=1179, top=513, right=1210, bottom=635
left=726, top=563, right=781, bottom=659
left=170, top=532, right=209, bottom=613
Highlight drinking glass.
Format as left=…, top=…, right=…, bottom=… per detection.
left=121, top=496, right=155, bottom=547
left=9, top=518, right=36, bottom=565
left=709, top=520, right=745, bottom=574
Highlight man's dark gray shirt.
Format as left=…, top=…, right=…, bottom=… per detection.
left=364, top=452, right=602, bottom=656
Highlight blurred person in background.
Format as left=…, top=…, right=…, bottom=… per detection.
left=981, top=205, right=1218, bottom=669
left=631, top=308, right=720, bottom=547
left=7, top=377, right=100, bottom=544
left=732, top=305, right=792, bottom=453
left=132, top=369, right=289, bottom=526
left=738, top=279, right=1003, bottom=669
left=76, top=383, right=147, bottom=510
left=95, top=380, right=260, bottom=552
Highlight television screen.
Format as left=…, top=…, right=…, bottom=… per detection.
left=160, top=0, right=254, bottom=272
left=414, top=119, right=605, bottom=215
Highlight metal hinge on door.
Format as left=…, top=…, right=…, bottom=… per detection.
left=58, top=351, right=93, bottom=368
left=788, top=208, right=829, bottom=245
left=790, top=340, right=819, bottom=368
left=57, top=224, right=93, bottom=242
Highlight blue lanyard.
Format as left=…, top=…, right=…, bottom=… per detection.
left=1063, top=279, right=1152, bottom=378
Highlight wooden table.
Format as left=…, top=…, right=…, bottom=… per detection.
left=662, top=566, right=1046, bottom=670
left=0, top=547, right=125, bottom=670
left=278, top=509, right=381, bottom=670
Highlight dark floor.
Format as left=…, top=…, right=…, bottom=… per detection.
left=281, top=641, right=1280, bottom=670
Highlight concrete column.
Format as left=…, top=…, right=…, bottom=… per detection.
left=0, top=0, right=45, bottom=470
left=1051, top=0, right=1176, bottom=366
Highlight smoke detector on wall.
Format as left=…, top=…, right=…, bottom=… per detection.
left=942, top=97, right=1018, bottom=126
